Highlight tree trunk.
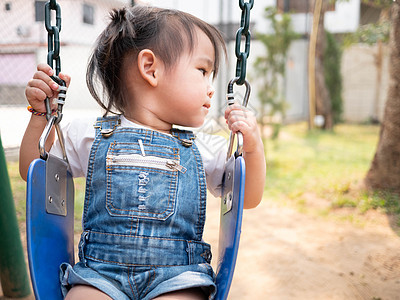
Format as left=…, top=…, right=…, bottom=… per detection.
left=314, top=0, right=333, bottom=129
left=372, top=9, right=390, bottom=123
left=364, top=3, right=400, bottom=193
left=372, top=40, right=383, bottom=123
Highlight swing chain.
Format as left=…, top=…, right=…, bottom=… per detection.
left=225, top=0, right=253, bottom=160
left=235, top=0, right=254, bottom=86
left=44, top=0, right=66, bottom=124
left=45, top=0, right=62, bottom=75
left=39, top=0, right=68, bottom=161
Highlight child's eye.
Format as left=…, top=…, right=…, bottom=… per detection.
left=198, top=68, right=207, bottom=75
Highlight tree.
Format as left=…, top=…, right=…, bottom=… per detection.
left=253, top=7, right=299, bottom=140
left=364, top=2, right=400, bottom=193
left=324, top=30, right=343, bottom=124
left=313, top=0, right=334, bottom=129
left=343, top=9, right=390, bottom=123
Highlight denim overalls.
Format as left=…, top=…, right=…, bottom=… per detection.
left=60, top=116, right=216, bottom=299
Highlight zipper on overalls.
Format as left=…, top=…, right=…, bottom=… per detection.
left=107, top=154, right=187, bottom=174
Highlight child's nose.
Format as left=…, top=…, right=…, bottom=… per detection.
left=207, top=85, right=215, bottom=99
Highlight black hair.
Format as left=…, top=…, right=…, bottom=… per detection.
left=86, top=5, right=227, bottom=115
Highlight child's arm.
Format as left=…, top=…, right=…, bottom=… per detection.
left=225, top=103, right=266, bottom=209
left=19, top=64, right=70, bottom=181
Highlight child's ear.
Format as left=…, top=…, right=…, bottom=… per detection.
left=137, top=49, right=160, bottom=87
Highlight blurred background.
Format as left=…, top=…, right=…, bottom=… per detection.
left=2, top=1, right=400, bottom=299
left=0, top=0, right=389, bottom=151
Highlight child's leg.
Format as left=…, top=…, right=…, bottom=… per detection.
left=153, top=288, right=206, bottom=300
left=65, top=285, right=113, bottom=300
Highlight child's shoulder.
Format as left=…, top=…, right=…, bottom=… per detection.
left=61, top=114, right=99, bottom=139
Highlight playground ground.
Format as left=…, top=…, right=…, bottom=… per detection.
left=2, top=191, right=400, bottom=300
left=205, top=196, right=400, bottom=300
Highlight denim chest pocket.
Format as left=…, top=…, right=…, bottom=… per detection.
left=105, top=141, right=185, bottom=220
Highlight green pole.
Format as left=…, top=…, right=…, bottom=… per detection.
left=0, top=135, right=31, bottom=298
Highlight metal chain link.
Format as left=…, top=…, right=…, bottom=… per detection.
left=235, top=0, right=254, bottom=85
left=225, top=0, right=254, bottom=159
left=44, top=0, right=66, bottom=123
left=45, top=0, right=62, bottom=75
left=39, top=0, right=68, bottom=160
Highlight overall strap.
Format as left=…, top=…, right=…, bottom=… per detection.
left=170, top=128, right=196, bottom=147
left=93, top=115, right=121, bottom=137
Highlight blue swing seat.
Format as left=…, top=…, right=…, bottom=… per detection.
left=215, top=155, right=245, bottom=300
left=26, top=156, right=75, bottom=300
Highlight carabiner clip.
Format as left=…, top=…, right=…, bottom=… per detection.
left=39, top=75, right=68, bottom=162
left=226, top=77, right=251, bottom=160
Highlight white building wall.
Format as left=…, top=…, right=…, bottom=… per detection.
left=61, top=0, right=123, bottom=46
left=0, top=0, right=38, bottom=44
left=147, top=0, right=361, bottom=34
left=0, top=0, right=124, bottom=46
left=325, top=0, right=361, bottom=33
left=342, top=44, right=389, bottom=123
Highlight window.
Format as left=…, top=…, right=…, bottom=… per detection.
left=83, top=4, right=94, bottom=25
left=5, top=2, right=11, bottom=11
left=35, top=0, right=46, bottom=22
left=277, top=0, right=335, bottom=13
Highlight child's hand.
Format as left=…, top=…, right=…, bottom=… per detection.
left=225, top=102, right=266, bottom=209
left=25, top=63, right=71, bottom=113
left=224, top=103, right=262, bottom=154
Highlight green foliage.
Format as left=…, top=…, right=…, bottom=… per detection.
left=361, top=0, right=393, bottom=7
left=253, top=7, right=300, bottom=138
left=7, top=161, right=27, bottom=223
left=324, top=30, right=343, bottom=124
left=343, top=20, right=390, bottom=47
left=73, top=177, right=86, bottom=233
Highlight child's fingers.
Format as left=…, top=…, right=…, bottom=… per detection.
left=225, top=103, right=262, bottom=153
left=25, top=64, right=70, bottom=113
left=58, top=72, right=71, bottom=88
left=26, top=81, right=52, bottom=105
left=224, top=103, right=243, bottom=119
left=226, top=107, right=253, bottom=127
left=36, top=64, right=71, bottom=89
left=25, top=85, right=47, bottom=104
left=230, top=119, right=251, bottom=134
left=37, top=63, right=54, bottom=76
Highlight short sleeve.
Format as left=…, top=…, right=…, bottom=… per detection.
left=49, top=117, right=96, bottom=178
left=195, top=132, right=228, bottom=198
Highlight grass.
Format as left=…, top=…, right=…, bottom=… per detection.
left=264, top=122, right=400, bottom=227
left=7, top=161, right=86, bottom=234
left=265, top=123, right=377, bottom=198
left=6, top=122, right=400, bottom=231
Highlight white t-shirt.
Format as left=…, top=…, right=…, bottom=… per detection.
left=50, top=115, right=227, bottom=197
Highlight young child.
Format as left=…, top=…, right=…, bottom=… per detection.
left=20, top=5, right=265, bottom=300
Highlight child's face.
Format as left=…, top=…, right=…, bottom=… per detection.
left=155, top=27, right=216, bottom=128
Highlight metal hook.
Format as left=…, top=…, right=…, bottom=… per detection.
left=226, top=77, right=251, bottom=160
left=39, top=115, right=68, bottom=163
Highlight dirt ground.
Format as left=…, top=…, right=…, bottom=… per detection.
left=5, top=195, right=400, bottom=300
left=204, top=197, right=400, bottom=300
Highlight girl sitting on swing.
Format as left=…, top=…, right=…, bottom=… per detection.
left=19, top=5, right=265, bottom=300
